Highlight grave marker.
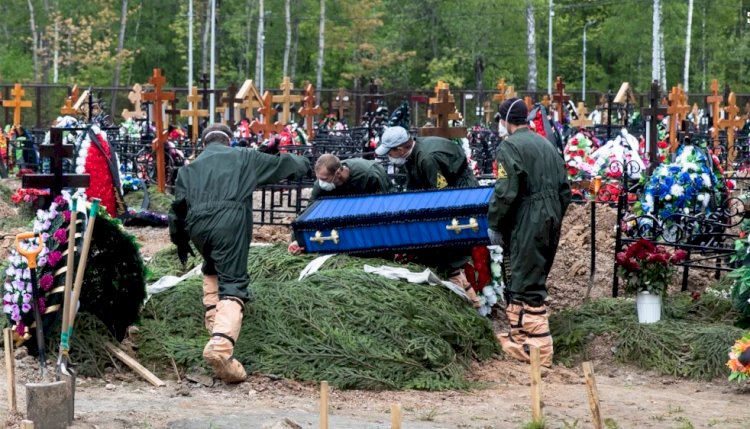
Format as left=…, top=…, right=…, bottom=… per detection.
left=718, top=92, right=744, bottom=167
left=667, top=86, right=691, bottom=152
left=236, top=79, right=262, bottom=120
left=221, top=82, right=239, bottom=127
left=331, top=88, right=351, bottom=121
left=299, top=84, right=322, bottom=140
left=570, top=102, right=593, bottom=129
left=642, top=81, right=667, bottom=172
left=3, top=84, right=32, bottom=127
left=21, top=128, right=90, bottom=202
left=121, top=84, right=146, bottom=120
left=165, top=97, right=181, bottom=129
left=492, top=79, right=508, bottom=104
left=419, top=86, right=466, bottom=139
left=272, top=77, right=304, bottom=124
left=706, top=79, right=724, bottom=150
left=250, top=91, right=284, bottom=139
left=142, top=69, right=175, bottom=193
left=180, top=87, right=209, bottom=146
left=553, top=76, right=570, bottom=123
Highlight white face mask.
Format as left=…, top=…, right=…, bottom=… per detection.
left=318, top=180, right=336, bottom=191
left=498, top=121, right=508, bottom=138
left=388, top=144, right=413, bottom=166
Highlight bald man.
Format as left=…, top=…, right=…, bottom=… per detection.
left=169, top=124, right=311, bottom=383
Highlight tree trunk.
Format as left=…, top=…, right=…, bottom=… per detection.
left=701, top=1, right=706, bottom=92
left=255, top=0, right=264, bottom=81
left=316, top=0, right=325, bottom=99
left=525, top=0, right=537, bottom=91
left=290, top=17, right=300, bottom=82
left=202, top=0, right=211, bottom=75
left=683, top=0, right=693, bottom=91
left=283, top=0, right=291, bottom=77
left=659, top=4, right=666, bottom=90
left=243, top=0, right=253, bottom=78
left=27, top=0, right=39, bottom=82
left=111, top=0, right=129, bottom=115
left=651, top=0, right=660, bottom=85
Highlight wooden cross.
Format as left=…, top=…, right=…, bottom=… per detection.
left=419, top=88, right=466, bottom=139
left=718, top=92, right=744, bottom=168
left=180, top=86, right=208, bottom=146
left=165, top=97, right=181, bottom=129
left=21, top=128, right=90, bottom=203
left=60, top=85, right=79, bottom=116
left=331, top=88, right=351, bottom=121
left=667, top=86, right=691, bottom=152
left=249, top=91, right=284, bottom=139
left=221, top=82, right=239, bottom=127
left=3, top=84, right=32, bottom=127
left=570, top=102, right=593, bottom=128
left=142, top=69, right=175, bottom=193
left=642, top=81, right=668, bottom=172
left=298, top=84, right=322, bottom=140
left=236, top=79, right=262, bottom=119
left=706, top=79, right=724, bottom=149
left=272, top=77, right=304, bottom=124
left=198, top=73, right=212, bottom=110
left=121, top=84, right=146, bottom=120
left=493, top=79, right=508, bottom=104
left=427, top=81, right=455, bottom=119
left=553, top=76, right=570, bottom=123
left=483, top=100, right=493, bottom=124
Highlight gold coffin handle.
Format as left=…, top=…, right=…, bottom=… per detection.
left=446, top=217, right=479, bottom=234
left=310, top=229, right=340, bottom=245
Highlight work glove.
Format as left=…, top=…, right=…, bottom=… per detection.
left=287, top=241, right=305, bottom=255
left=487, top=228, right=504, bottom=247
left=177, top=242, right=195, bottom=266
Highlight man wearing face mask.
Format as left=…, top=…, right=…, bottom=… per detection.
left=287, top=154, right=392, bottom=254
left=374, top=126, right=482, bottom=308
left=487, top=98, right=571, bottom=368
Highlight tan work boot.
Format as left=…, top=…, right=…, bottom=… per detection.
left=449, top=270, right=481, bottom=308
left=521, top=303, right=553, bottom=368
left=497, top=302, right=530, bottom=363
left=203, top=298, right=248, bottom=383
left=203, top=275, right=219, bottom=333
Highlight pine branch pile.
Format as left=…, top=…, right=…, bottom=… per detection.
left=123, top=185, right=175, bottom=213
left=136, top=245, right=500, bottom=390
left=551, top=293, right=743, bottom=380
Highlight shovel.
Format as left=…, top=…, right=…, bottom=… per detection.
left=67, top=198, right=100, bottom=334
left=15, top=232, right=46, bottom=377
left=57, top=198, right=78, bottom=380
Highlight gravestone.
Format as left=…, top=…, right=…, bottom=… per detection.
left=142, top=69, right=175, bottom=193
left=272, top=77, right=303, bottom=124
left=299, top=84, right=322, bottom=140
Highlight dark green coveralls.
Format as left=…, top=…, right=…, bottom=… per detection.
left=169, top=143, right=311, bottom=301
left=404, top=137, right=479, bottom=191
left=488, top=128, right=572, bottom=307
left=404, top=136, right=479, bottom=273
left=310, top=158, right=393, bottom=200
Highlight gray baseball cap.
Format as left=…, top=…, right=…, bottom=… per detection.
left=375, top=126, right=410, bottom=156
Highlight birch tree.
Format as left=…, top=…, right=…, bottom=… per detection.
left=255, top=0, right=264, bottom=80
left=283, top=0, right=291, bottom=77
left=27, top=0, right=39, bottom=81
left=316, top=0, right=325, bottom=98
left=526, top=0, right=537, bottom=91
left=683, top=0, right=693, bottom=91
left=111, top=0, right=129, bottom=114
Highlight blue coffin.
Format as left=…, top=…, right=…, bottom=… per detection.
left=292, top=186, right=493, bottom=254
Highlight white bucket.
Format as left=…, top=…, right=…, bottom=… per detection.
left=636, top=291, right=662, bottom=324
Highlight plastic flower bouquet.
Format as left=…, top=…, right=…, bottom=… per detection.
left=616, top=239, right=687, bottom=296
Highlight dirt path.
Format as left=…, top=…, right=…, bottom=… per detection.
left=1, top=357, right=748, bottom=429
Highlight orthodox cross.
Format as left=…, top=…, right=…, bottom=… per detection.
left=221, top=82, right=239, bottom=127
left=121, top=84, right=146, bottom=120
left=165, top=97, right=181, bottom=129
left=298, top=84, right=322, bottom=140
left=706, top=79, right=724, bottom=149
left=236, top=79, right=262, bottom=120
left=250, top=91, right=284, bottom=139
left=22, top=128, right=90, bottom=204
left=331, top=88, right=351, bottom=121
left=642, top=81, right=668, bottom=172
left=718, top=92, right=744, bottom=168
left=553, top=76, right=570, bottom=123
left=427, top=81, right=454, bottom=119
left=419, top=88, right=466, bottom=139
left=142, top=69, right=175, bottom=193
left=198, top=73, right=212, bottom=110
left=3, top=84, right=32, bottom=127
left=492, top=79, right=507, bottom=104
left=272, top=77, right=304, bottom=124
left=180, top=87, right=208, bottom=146
left=570, top=102, right=593, bottom=129
left=667, top=86, right=691, bottom=152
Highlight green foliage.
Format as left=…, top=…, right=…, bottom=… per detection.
left=520, top=420, right=546, bottom=429
left=123, top=185, right=174, bottom=213
left=729, top=266, right=750, bottom=321
left=550, top=293, right=743, bottom=380
left=136, top=245, right=500, bottom=390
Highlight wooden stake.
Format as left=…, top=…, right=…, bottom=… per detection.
left=320, top=381, right=329, bottom=429
left=530, top=346, right=543, bottom=424
left=104, top=342, right=166, bottom=387
left=4, top=328, right=17, bottom=412
left=20, top=420, right=34, bottom=429
left=390, top=403, right=402, bottom=429
left=583, top=362, right=604, bottom=429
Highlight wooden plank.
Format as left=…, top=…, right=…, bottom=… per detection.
left=583, top=362, right=604, bottom=429
left=390, top=403, right=402, bottom=429
left=530, top=346, right=543, bottom=424
left=104, top=342, right=166, bottom=387
left=22, top=175, right=90, bottom=189
left=38, top=144, right=75, bottom=158
left=320, top=381, right=329, bottom=429
left=20, top=420, right=34, bottom=429
left=4, top=328, right=17, bottom=413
